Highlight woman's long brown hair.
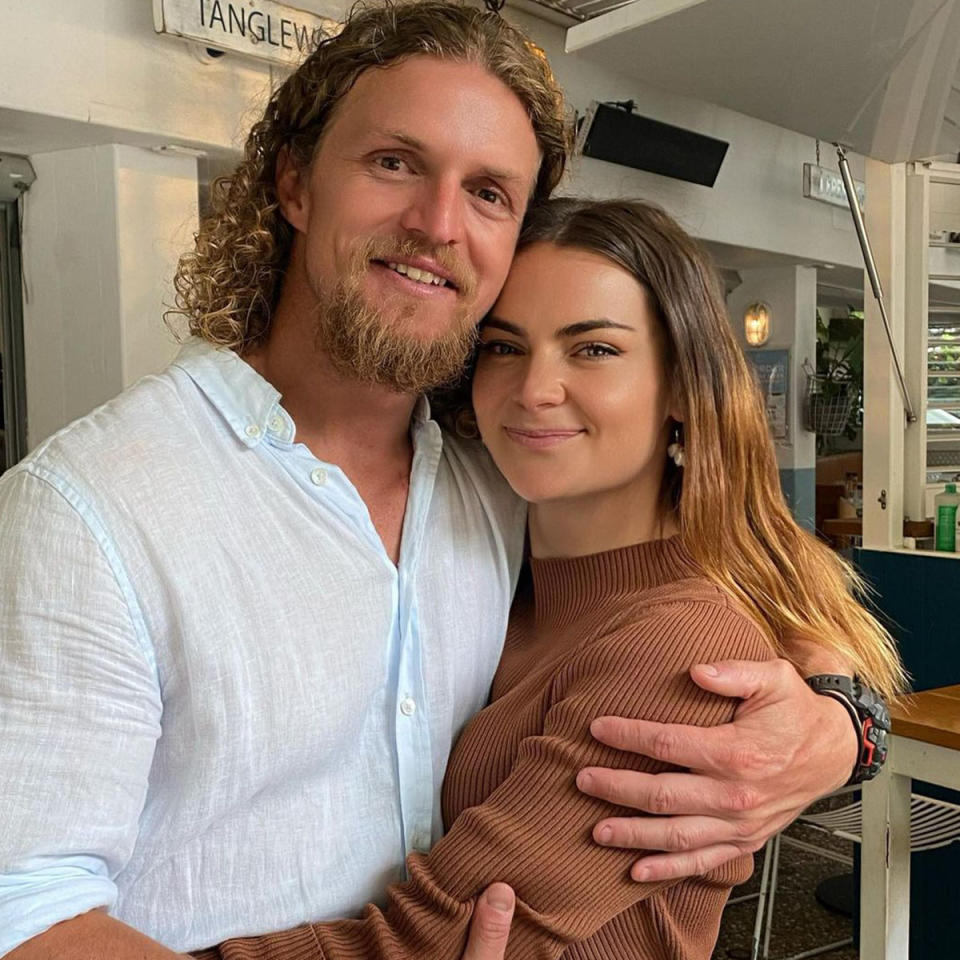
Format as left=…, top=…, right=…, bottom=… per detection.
left=511, top=198, right=903, bottom=698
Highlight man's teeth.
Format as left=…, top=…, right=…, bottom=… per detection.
left=386, top=262, right=449, bottom=287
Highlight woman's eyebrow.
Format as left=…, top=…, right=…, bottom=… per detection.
left=481, top=316, right=525, bottom=336
left=557, top=319, right=635, bottom=337
left=481, top=317, right=636, bottom=337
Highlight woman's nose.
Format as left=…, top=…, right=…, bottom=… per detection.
left=517, top=355, right=565, bottom=409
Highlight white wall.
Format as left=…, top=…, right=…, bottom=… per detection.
left=113, top=145, right=197, bottom=386
left=506, top=8, right=866, bottom=271
left=0, top=0, right=273, bottom=155
left=1, top=0, right=866, bottom=269
left=22, top=144, right=196, bottom=449
left=23, top=145, right=122, bottom=447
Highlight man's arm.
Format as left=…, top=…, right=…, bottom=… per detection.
left=0, top=470, right=162, bottom=953
left=7, top=910, right=187, bottom=960
left=577, top=651, right=858, bottom=881
left=9, top=893, right=515, bottom=960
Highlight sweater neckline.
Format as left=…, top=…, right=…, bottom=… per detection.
left=529, top=536, right=700, bottom=627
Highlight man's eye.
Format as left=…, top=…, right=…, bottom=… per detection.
left=377, top=156, right=404, bottom=172
left=476, top=187, right=504, bottom=205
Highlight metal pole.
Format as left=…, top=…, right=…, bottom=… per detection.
left=835, top=144, right=917, bottom=424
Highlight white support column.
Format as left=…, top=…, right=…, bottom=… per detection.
left=903, top=166, right=929, bottom=524
left=860, top=743, right=912, bottom=960
left=113, top=145, right=198, bottom=387
left=23, top=144, right=198, bottom=449
left=862, top=160, right=907, bottom=550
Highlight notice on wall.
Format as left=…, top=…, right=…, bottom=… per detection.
left=746, top=348, right=790, bottom=443
left=153, top=0, right=340, bottom=67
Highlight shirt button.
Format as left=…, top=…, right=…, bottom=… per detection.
left=399, top=697, right=416, bottom=717
left=269, top=414, right=284, bottom=434
left=310, top=467, right=327, bottom=486
left=245, top=424, right=261, bottom=439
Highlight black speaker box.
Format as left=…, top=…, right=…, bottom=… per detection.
left=576, top=101, right=729, bottom=188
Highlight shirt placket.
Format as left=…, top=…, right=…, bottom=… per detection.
left=394, top=599, right=434, bottom=859
left=394, top=418, right=441, bottom=862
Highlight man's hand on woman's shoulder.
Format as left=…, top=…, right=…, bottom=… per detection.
left=576, top=658, right=858, bottom=881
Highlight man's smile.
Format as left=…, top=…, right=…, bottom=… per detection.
left=370, top=259, right=460, bottom=298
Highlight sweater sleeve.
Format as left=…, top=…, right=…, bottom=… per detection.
left=207, top=598, right=773, bottom=960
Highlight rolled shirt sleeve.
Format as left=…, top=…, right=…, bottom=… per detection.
left=0, top=467, right=162, bottom=954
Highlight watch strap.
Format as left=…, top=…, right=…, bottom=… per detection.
left=806, top=674, right=890, bottom=785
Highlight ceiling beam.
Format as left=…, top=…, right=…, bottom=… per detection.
left=565, top=0, right=712, bottom=53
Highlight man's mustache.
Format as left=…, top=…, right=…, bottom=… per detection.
left=356, top=236, right=478, bottom=300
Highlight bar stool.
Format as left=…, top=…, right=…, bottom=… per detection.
left=744, top=787, right=960, bottom=960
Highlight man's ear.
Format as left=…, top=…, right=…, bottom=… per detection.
left=275, top=145, right=309, bottom=234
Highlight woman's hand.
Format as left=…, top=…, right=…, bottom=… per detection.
left=576, top=658, right=857, bottom=880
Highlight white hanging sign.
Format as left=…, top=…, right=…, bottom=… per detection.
left=153, top=0, right=340, bottom=67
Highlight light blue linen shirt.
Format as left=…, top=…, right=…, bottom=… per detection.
left=0, top=339, right=526, bottom=954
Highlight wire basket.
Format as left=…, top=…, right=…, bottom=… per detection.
left=804, top=372, right=856, bottom=435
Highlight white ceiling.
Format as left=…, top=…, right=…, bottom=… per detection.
left=558, top=0, right=960, bottom=163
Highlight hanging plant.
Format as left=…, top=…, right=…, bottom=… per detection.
left=806, top=309, right=863, bottom=450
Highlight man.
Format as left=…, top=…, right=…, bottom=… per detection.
left=0, top=2, right=872, bottom=957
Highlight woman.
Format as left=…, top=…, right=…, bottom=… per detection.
left=201, top=199, right=902, bottom=960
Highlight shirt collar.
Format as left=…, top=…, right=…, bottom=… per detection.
left=171, top=337, right=435, bottom=447
left=412, top=394, right=432, bottom=426
left=171, top=338, right=287, bottom=448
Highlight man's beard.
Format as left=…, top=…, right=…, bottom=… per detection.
left=315, top=236, right=480, bottom=395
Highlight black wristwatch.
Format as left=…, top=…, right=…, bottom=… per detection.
left=806, top=674, right=891, bottom=784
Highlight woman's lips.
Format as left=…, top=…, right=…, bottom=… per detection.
left=503, top=427, right=585, bottom=449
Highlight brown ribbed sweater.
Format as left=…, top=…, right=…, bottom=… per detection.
left=197, top=537, right=773, bottom=960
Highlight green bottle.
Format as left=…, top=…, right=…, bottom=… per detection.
left=935, top=483, right=960, bottom=552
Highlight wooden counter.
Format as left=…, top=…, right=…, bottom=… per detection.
left=861, top=684, right=960, bottom=958
left=890, top=684, right=960, bottom=752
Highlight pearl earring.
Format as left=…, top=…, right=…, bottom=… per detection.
left=667, top=424, right=685, bottom=468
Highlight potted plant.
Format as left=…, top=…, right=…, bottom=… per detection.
left=805, top=310, right=863, bottom=450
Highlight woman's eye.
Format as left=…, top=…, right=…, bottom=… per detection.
left=377, top=156, right=404, bottom=172
left=576, top=342, right=620, bottom=359
left=479, top=341, right=519, bottom=356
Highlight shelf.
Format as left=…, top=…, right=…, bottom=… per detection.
left=893, top=546, right=960, bottom=559
left=821, top=518, right=933, bottom=538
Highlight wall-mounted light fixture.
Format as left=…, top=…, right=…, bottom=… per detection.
left=744, top=301, right=771, bottom=346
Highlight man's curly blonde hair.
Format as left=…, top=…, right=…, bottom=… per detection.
left=169, top=0, right=570, bottom=353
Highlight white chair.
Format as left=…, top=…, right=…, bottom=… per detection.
left=742, top=787, right=960, bottom=960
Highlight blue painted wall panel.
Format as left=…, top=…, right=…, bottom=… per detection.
left=779, top=467, right=815, bottom=531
